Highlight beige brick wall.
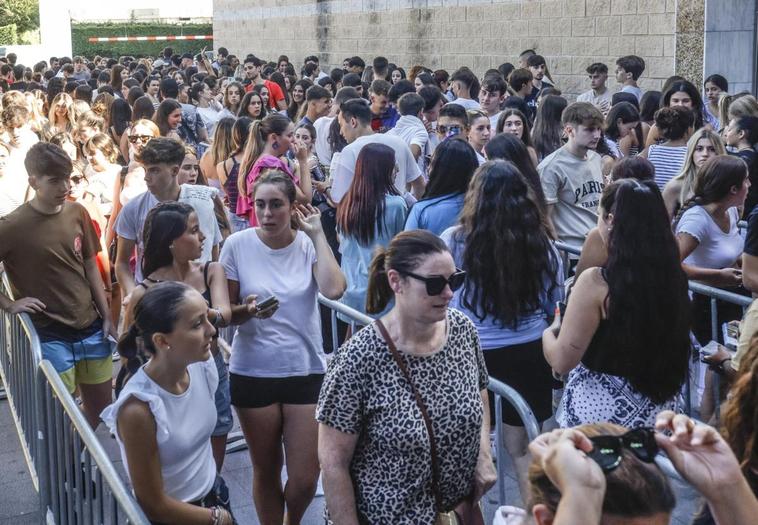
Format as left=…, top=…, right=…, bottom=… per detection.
left=213, top=0, right=680, bottom=99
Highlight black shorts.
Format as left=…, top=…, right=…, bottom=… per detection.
left=484, top=338, right=553, bottom=426
left=230, top=373, right=324, bottom=408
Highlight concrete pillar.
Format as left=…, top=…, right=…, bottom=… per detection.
left=703, top=0, right=757, bottom=95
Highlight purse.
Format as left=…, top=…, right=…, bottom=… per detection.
left=375, top=320, right=460, bottom=525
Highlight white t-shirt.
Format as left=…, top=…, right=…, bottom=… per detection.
left=314, top=115, right=335, bottom=167
left=621, top=85, right=643, bottom=102
left=448, top=98, right=481, bottom=110
left=197, top=106, right=221, bottom=137
left=489, top=112, right=502, bottom=131
left=101, top=357, right=218, bottom=502
left=676, top=206, right=744, bottom=269
left=576, top=89, right=612, bottom=111
left=220, top=229, right=326, bottom=377
left=115, top=184, right=222, bottom=282
left=387, top=115, right=430, bottom=174
left=330, top=133, right=422, bottom=203
left=539, top=146, right=605, bottom=251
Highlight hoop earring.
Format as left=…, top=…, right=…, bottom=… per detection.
left=272, top=141, right=280, bottom=150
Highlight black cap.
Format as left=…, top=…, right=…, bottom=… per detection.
left=181, top=53, right=194, bottom=60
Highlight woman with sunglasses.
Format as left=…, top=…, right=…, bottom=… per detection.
left=105, top=119, right=160, bottom=253
left=318, top=230, right=496, bottom=524
left=525, top=413, right=758, bottom=525
left=543, top=179, right=691, bottom=428
left=441, top=160, right=563, bottom=499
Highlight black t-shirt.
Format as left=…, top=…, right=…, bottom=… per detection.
left=743, top=204, right=758, bottom=256
left=735, top=149, right=758, bottom=218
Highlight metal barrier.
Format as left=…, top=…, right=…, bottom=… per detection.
left=36, top=360, right=149, bottom=525
left=1, top=267, right=149, bottom=524
left=0, top=271, right=43, bottom=490
left=316, top=294, right=542, bottom=508
left=553, top=240, right=754, bottom=418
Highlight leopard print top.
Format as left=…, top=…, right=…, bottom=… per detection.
left=316, top=308, right=489, bottom=524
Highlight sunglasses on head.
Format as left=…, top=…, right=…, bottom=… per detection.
left=128, top=134, right=152, bottom=144
left=587, top=428, right=658, bottom=472
left=400, top=269, right=466, bottom=296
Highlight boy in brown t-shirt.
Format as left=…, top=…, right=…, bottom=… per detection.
left=0, top=142, right=114, bottom=428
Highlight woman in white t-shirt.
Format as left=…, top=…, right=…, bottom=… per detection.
left=675, top=155, right=750, bottom=344
left=101, top=282, right=235, bottom=525
left=220, top=170, right=345, bottom=524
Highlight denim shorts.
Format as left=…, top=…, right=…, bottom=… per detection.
left=212, top=351, right=233, bottom=436
left=40, top=329, right=113, bottom=394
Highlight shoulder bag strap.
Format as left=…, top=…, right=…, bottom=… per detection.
left=374, top=319, right=443, bottom=511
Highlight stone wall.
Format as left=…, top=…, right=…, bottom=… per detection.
left=214, top=0, right=681, bottom=98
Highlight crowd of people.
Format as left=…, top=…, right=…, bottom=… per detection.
left=0, top=46, right=758, bottom=524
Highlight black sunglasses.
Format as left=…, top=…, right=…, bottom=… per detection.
left=587, top=428, right=658, bottom=472
left=128, top=134, right=153, bottom=144
left=401, top=269, right=466, bottom=296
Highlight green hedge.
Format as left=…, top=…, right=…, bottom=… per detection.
left=71, top=22, right=213, bottom=58
left=0, top=24, right=18, bottom=46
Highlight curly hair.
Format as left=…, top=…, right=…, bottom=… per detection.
left=455, top=160, right=558, bottom=327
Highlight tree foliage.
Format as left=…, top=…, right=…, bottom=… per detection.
left=0, top=0, right=41, bottom=36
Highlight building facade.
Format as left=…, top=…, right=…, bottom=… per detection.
left=213, top=0, right=757, bottom=98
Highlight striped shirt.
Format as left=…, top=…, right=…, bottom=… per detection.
left=649, top=144, right=688, bottom=190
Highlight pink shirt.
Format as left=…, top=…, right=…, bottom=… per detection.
left=235, top=155, right=299, bottom=226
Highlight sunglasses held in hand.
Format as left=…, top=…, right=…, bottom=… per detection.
left=587, top=428, right=659, bottom=472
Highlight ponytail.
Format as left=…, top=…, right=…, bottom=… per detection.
left=366, top=248, right=392, bottom=314
left=672, top=195, right=702, bottom=228
left=238, top=120, right=265, bottom=198
left=117, top=323, right=141, bottom=364
left=365, top=230, right=450, bottom=314
left=237, top=113, right=292, bottom=198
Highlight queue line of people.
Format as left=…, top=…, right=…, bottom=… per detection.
left=1, top=48, right=758, bottom=525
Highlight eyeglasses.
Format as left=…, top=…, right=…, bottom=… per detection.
left=587, top=428, right=658, bottom=472
left=128, top=134, right=153, bottom=144
left=400, top=269, right=466, bottom=296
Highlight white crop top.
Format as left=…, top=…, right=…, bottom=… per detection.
left=101, top=357, right=218, bottom=502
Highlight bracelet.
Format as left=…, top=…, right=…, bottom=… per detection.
left=209, top=506, right=220, bottom=525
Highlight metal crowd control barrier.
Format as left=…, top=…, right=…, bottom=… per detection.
left=552, top=241, right=754, bottom=418
left=0, top=268, right=149, bottom=524
left=315, top=294, right=541, bottom=508
left=36, top=360, right=150, bottom=525
left=0, top=271, right=43, bottom=490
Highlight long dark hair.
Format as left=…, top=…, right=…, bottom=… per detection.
left=496, top=108, right=534, bottom=147
left=674, top=155, right=748, bottom=226
left=423, top=137, right=478, bottom=199
left=663, top=80, right=705, bottom=130
left=118, top=281, right=192, bottom=366
left=455, top=160, right=558, bottom=327
left=532, top=95, right=567, bottom=159
left=366, top=230, right=449, bottom=314
left=238, top=91, right=267, bottom=120
left=287, top=79, right=312, bottom=120
left=605, top=102, right=640, bottom=141
left=336, top=143, right=399, bottom=245
left=639, top=90, right=662, bottom=123
left=110, top=97, right=132, bottom=136
left=153, top=99, right=182, bottom=137
left=602, top=178, right=691, bottom=403
left=141, top=202, right=194, bottom=278
left=484, top=134, right=547, bottom=212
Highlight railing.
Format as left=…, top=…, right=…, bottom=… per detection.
left=0, top=271, right=43, bottom=490
left=36, top=360, right=150, bottom=524
left=553, top=240, right=754, bottom=418
left=315, top=294, right=541, bottom=508
left=0, top=268, right=149, bottom=524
